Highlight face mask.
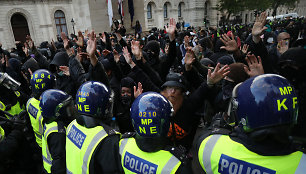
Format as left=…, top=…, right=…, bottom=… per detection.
left=121, top=95, right=132, bottom=106
left=146, top=51, right=158, bottom=65
left=57, top=71, right=64, bottom=76
left=222, top=80, right=235, bottom=100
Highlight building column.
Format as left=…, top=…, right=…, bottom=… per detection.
left=156, top=9, right=164, bottom=28
left=43, top=1, right=53, bottom=40
left=209, top=0, right=219, bottom=27
left=36, top=2, right=48, bottom=42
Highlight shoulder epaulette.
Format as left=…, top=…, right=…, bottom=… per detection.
left=122, top=132, right=136, bottom=139
left=167, top=145, right=189, bottom=165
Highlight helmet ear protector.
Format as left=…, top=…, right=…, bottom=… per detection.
left=55, top=95, right=77, bottom=118
left=226, top=82, right=242, bottom=126
left=0, top=72, right=21, bottom=91
left=103, top=90, right=115, bottom=120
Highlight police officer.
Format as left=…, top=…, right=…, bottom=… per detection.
left=66, top=81, right=122, bottom=174
left=40, top=89, right=75, bottom=174
left=196, top=74, right=306, bottom=174
left=0, top=72, right=26, bottom=118
left=27, top=69, right=55, bottom=148
left=119, top=92, right=193, bottom=174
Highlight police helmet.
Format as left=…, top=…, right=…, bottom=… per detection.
left=39, top=89, right=74, bottom=122
left=231, top=74, right=298, bottom=132
left=130, top=92, right=173, bottom=138
left=76, top=81, right=113, bottom=120
left=30, top=69, right=55, bottom=98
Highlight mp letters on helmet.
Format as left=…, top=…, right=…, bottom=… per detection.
left=124, top=151, right=158, bottom=174
left=32, top=72, right=52, bottom=90
left=277, top=86, right=297, bottom=111
left=218, top=154, right=276, bottom=174
left=76, top=91, right=90, bottom=113
left=137, top=111, right=158, bottom=136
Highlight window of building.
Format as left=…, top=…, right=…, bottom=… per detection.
left=164, top=3, right=168, bottom=18
left=178, top=3, right=182, bottom=17
left=54, top=10, right=68, bottom=36
left=147, top=4, right=152, bottom=19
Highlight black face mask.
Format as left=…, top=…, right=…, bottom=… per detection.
left=222, top=80, right=236, bottom=100
left=146, top=51, right=158, bottom=66
left=121, top=95, right=132, bottom=106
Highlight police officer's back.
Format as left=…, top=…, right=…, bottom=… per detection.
left=27, top=69, right=55, bottom=148
left=40, top=89, right=74, bottom=174
left=196, top=74, right=306, bottom=174
left=66, top=81, right=122, bottom=174
left=119, top=92, right=193, bottom=174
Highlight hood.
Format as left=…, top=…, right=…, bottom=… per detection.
left=49, top=51, right=69, bottom=73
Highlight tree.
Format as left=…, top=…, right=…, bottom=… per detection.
left=270, top=0, right=299, bottom=16
left=243, top=0, right=299, bottom=16
left=217, top=0, right=245, bottom=23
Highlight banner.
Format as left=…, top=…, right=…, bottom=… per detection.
left=107, top=0, right=113, bottom=27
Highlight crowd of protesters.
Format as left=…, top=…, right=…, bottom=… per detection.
left=0, top=11, right=306, bottom=173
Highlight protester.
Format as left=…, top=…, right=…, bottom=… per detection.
left=0, top=9, right=305, bottom=173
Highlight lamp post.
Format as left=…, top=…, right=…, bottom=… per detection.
left=217, top=13, right=219, bottom=28
left=71, top=18, right=75, bottom=35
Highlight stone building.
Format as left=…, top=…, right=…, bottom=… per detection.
left=241, top=0, right=306, bottom=25
left=1, top=0, right=305, bottom=49
left=0, top=0, right=145, bottom=49
left=143, top=0, right=217, bottom=29
left=0, top=0, right=219, bottom=49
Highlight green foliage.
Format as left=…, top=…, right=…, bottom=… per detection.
left=217, top=0, right=245, bottom=16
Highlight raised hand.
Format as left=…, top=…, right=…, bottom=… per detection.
left=184, top=47, right=195, bottom=71
left=76, top=31, right=84, bottom=47
left=244, top=54, right=264, bottom=77
left=220, top=33, right=238, bottom=52
left=23, top=43, right=29, bottom=57
left=207, top=63, right=230, bottom=85
left=86, top=30, right=97, bottom=57
left=240, top=44, right=249, bottom=55
left=113, top=49, right=120, bottom=63
left=86, top=30, right=98, bottom=66
left=59, top=66, right=70, bottom=76
left=252, top=12, right=268, bottom=43
left=122, top=46, right=129, bottom=56
left=114, top=32, right=122, bottom=41
left=26, top=35, right=34, bottom=50
left=133, top=82, right=143, bottom=99
left=75, top=47, right=83, bottom=62
left=166, top=18, right=176, bottom=41
left=60, top=32, right=70, bottom=50
left=101, top=32, right=106, bottom=43
left=122, top=46, right=135, bottom=68
left=131, top=40, right=142, bottom=60
left=102, top=49, right=111, bottom=57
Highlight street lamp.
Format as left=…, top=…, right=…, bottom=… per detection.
left=217, top=13, right=219, bottom=28
left=71, top=18, right=75, bottom=35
